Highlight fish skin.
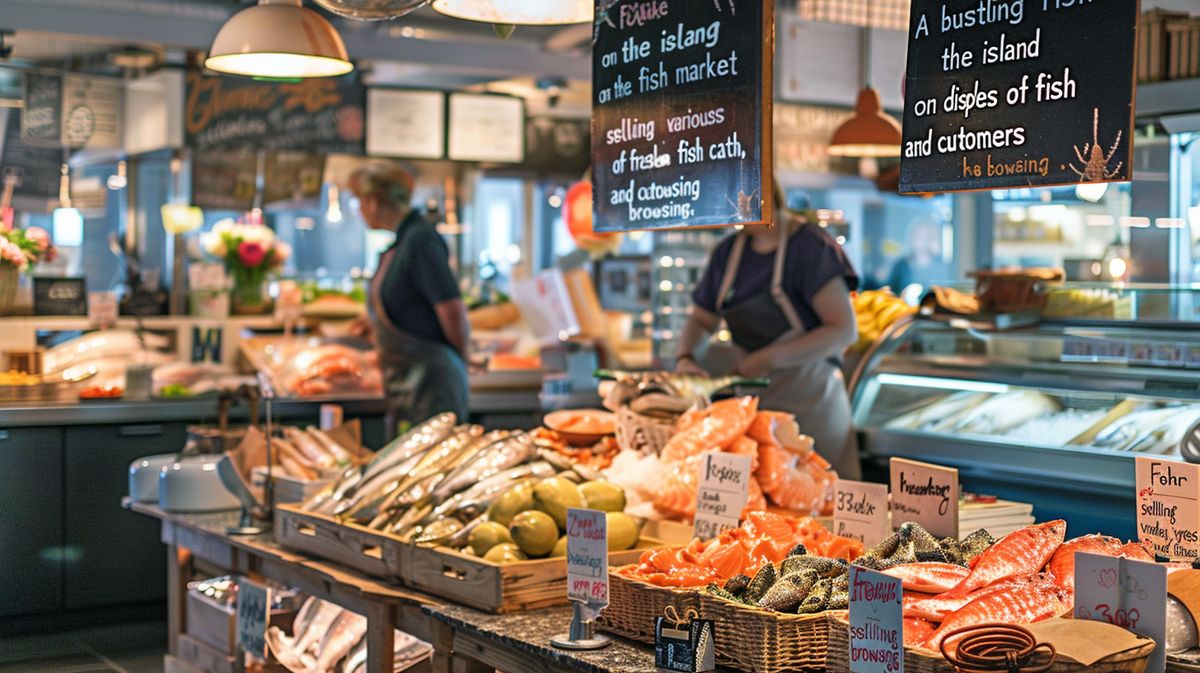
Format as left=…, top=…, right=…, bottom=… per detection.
left=362, top=413, right=457, bottom=484
left=1046, top=534, right=1123, bottom=590
left=925, top=581, right=1072, bottom=649
left=292, top=600, right=344, bottom=658
left=340, top=639, right=367, bottom=673
left=904, top=618, right=936, bottom=648
left=422, top=463, right=554, bottom=526
left=882, top=563, right=970, bottom=594
left=943, top=520, right=1066, bottom=597
left=757, top=569, right=818, bottom=612
left=904, top=573, right=1056, bottom=623
left=312, top=609, right=367, bottom=673
left=306, top=426, right=351, bottom=465
left=430, top=432, right=534, bottom=503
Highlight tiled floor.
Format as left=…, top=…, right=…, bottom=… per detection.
left=0, top=621, right=165, bottom=673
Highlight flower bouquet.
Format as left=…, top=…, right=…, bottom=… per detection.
left=0, top=227, right=57, bottom=314
left=200, top=219, right=291, bottom=314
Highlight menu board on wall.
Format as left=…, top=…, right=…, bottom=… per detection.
left=447, top=93, right=524, bottom=163
left=264, top=152, right=326, bottom=205
left=1, top=109, right=64, bottom=202
left=192, top=150, right=258, bottom=212
left=21, top=73, right=122, bottom=149
left=899, top=0, right=1139, bottom=193
left=524, top=116, right=590, bottom=174
left=367, top=89, right=445, bottom=159
left=591, top=0, right=774, bottom=232
left=185, top=72, right=365, bottom=154
left=21, top=73, right=63, bottom=144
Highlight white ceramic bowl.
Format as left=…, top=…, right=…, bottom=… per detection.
left=158, top=455, right=241, bottom=512
left=129, top=453, right=177, bottom=503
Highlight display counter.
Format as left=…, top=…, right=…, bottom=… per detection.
left=851, top=289, right=1200, bottom=539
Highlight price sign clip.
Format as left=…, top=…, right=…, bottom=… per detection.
left=551, top=600, right=612, bottom=651
left=655, top=606, right=716, bottom=673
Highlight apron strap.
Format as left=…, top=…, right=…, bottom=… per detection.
left=771, top=222, right=805, bottom=333
left=715, top=233, right=748, bottom=312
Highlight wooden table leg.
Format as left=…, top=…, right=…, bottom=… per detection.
left=365, top=603, right=397, bottom=673
left=429, top=620, right=455, bottom=673
left=167, top=542, right=193, bottom=656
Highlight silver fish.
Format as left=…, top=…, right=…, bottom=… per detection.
left=333, top=452, right=424, bottom=519
left=938, top=390, right=1060, bottom=435
left=423, top=462, right=555, bottom=525
left=306, top=426, right=351, bottom=465
left=430, top=432, right=535, bottom=503
left=340, top=639, right=367, bottom=673
left=310, top=609, right=367, bottom=673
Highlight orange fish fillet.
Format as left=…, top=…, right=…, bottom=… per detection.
left=661, top=397, right=759, bottom=462
left=943, top=520, right=1066, bottom=597
left=925, top=581, right=1071, bottom=649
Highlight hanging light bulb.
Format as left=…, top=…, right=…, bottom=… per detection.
left=54, top=162, right=83, bottom=243
left=107, top=160, right=128, bottom=190
left=1075, top=182, right=1108, bottom=203
left=432, top=0, right=591, bottom=25
left=326, top=184, right=344, bottom=225
left=205, top=0, right=354, bottom=79
left=828, top=87, right=902, bottom=158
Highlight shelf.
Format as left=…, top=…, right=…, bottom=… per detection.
left=1136, top=77, right=1200, bottom=120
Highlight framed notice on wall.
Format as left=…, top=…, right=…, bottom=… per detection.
left=899, top=0, right=1139, bottom=194
left=447, top=93, right=524, bottom=163
left=591, top=0, right=774, bottom=232
left=367, top=89, right=445, bottom=159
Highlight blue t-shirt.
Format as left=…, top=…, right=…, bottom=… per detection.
left=692, top=224, right=859, bottom=332
left=379, top=212, right=460, bottom=346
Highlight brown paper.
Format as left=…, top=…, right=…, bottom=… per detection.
left=1169, top=568, right=1200, bottom=627
left=225, top=420, right=371, bottom=488
left=1025, top=617, right=1154, bottom=667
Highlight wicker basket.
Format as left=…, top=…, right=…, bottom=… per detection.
left=0, top=266, right=17, bottom=316
left=827, top=613, right=1156, bottom=673
left=598, top=571, right=702, bottom=644
left=614, top=406, right=676, bottom=455
left=698, top=592, right=834, bottom=673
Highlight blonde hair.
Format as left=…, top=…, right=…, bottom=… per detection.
left=349, top=164, right=415, bottom=212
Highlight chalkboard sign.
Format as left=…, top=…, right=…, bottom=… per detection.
left=21, top=73, right=63, bottom=144
left=2, top=110, right=64, bottom=203
left=899, top=0, right=1139, bottom=194
left=34, top=277, right=88, bottom=316
left=192, top=150, right=259, bottom=212
left=185, top=71, right=365, bottom=154
left=524, top=116, right=590, bottom=174
left=592, top=0, right=774, bottom=232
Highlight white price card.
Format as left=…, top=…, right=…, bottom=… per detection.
left=565, top=508, right=609, bottom=608
left=1074, top=553, right=1167, bottom=673
left=848, top=566, right=903, bottom=673
left=835, top=479, right=891, bottom=548
left=889, top=458, right=958, bottom=539
left=236, top=578, right=270, bottom=659
left=693, top=452, right=753, bottom=541
left=1135, top=457, right=1200, bottom=561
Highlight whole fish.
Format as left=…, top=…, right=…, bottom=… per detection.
left=340, top=639, right=367, bottom=673
left=942, top=520, right=1066, bottom=597
left=292, top=599, right=344, bottom=658
left=1093, top=406, right=1184, bottom=452
left=925, top=580, right=1071, bottom=649
left=333, top=451, right=425, bottom=519
left=1046, top=534, right=1123, bottom=590
left=938, top=390, right=1060, bottom=435
left=882, top=562, right=969, bottom=594
left=904, top=574, right=1057, bottom=622
left=430, top=432, right=535, bottom=503
left=424, top=431, right=516, bottom=501
left=285, top=427, right=336, bottom=468
left=422, top=462, right=556, bottom=526
left=309, top=609, right=367, bottom=673
left=306, top=426, right=351, bottom=465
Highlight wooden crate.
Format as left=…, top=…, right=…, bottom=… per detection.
left=177, top=634, right=237, bottom=673
left=185, top=590, right=236, bottom=655
left=275, top=504, right=407, bottom=581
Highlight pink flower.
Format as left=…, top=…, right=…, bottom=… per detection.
left=0, top=239, right=27, bottom=268
left=273, top=241, right=292, bottom=266
left=238, top=241, right=267, bottom=268
left=25, top=227, right=50, bottom=252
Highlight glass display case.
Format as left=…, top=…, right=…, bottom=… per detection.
left=850, top=284, right=1200, bottom=537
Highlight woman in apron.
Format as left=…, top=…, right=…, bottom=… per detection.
left=348, top=165, right=469, bottom=438
left=675, top=200, right=862, bottom=479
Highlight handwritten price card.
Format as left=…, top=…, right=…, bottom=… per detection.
left=1075, top=553, right=1166, bottom=673
left=849, top=566, right=903, bottom=673
left=694, top=452, right=753, bottom=541
left=889, top=458, right=958, bottom=539
left=566, top=508, right=609, bottom=608
left=235, top=578, right=270, bottom=659
left=1135, top=456, right=1200, bottom=561
left=836, top=479, right=891, bottom=548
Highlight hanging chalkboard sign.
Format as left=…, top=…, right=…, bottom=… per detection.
left=185, top=71, right=365, bottom=154
left=592, top=0, right=774, bottom=232
left=899, top=0, right=1139, bottom=194
left=21, top=73, right=63, bottom=144
left=2, top=110, right=64, bottom=202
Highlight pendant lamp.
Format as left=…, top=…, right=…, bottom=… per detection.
left=432, top=0, right=592, bottom=25
left=827, top=87, right=902, bottom=158
left=205, top=0, right=353, bottom=79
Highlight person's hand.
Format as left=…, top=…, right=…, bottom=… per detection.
left=674, top=355, right=709, bottom=377
left=348, top=316, right=373, bottom=340
left=733, top=349, right=773, bottom=379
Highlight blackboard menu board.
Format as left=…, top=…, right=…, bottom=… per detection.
left=1, top=110, right=64, bottom=201
left=34, top=277, right=87, bottom=316
left=21, top=73, right=62, bottom=144
left=185, top=72, right=365, bottom=154
left=899, top=0, right=1138, bottom=194
left=592, top=0, right=774, bottom=232
left=524, top=116, right=590, bottom=174
left=192, top=150, right=258, bottom=212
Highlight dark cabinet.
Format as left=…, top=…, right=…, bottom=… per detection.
left=0, top=428, right=64, bottom=617
left=64, top=423, right=186, bottom=608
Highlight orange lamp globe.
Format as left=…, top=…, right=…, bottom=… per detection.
left=564, top=181, right=621, bottom=255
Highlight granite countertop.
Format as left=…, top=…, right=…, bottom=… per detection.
left=423, top=604, right=738, bottom=673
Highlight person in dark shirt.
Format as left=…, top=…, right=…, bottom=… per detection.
left=674, top=186, right=862, bottom=478
left=886, top=217, right=951, bottom=295
left=348, top=165, right=469, bottom=436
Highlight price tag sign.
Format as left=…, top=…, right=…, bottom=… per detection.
left=655, top=616, right=716, bottom=673
left=849, top=566, right=904, bottom=673
left=889, top=458, right=958, bottom=539
left=835, top=479, right=891, bottom=548
left=1075, top=553, right=1166, bottom=673
left=1135, top=457, right=1200, bottom=561
left=694, top=452, right=753, bottom=541
left=236, top=578, right=270, bottom=659
left=566, top=508, right=609, bottom=608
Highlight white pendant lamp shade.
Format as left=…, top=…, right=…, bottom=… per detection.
left=432, top=0, right=592, bottom=25
left=205, top=0, right=354, bottom=79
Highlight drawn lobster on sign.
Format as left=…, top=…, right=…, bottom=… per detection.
left=1069, top=108, right=1124, bottom=182
left=726, top=187, right=760, bottom=222
left=714, top=0, right=737, bottom=14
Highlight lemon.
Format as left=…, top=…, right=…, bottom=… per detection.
left=551, top=535, right=568, bottom=558
left=533, top=477, right=586, bottom=530
left=483, top=543, right=528, bottom=564
left=579, top=480, right=626, bottom=513
left=486, top=482, right=534, bottom=527
left=468, top=521, right=513, bottom=557
left=509, top=510, right=560, bottom=558
left=606, top=512, right=640, bottom=551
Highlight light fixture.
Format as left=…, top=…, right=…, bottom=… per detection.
left=1075, top=182, right=1108, bottom=203
left=828, top=87, right=902, bottom=157
left=53, top=162, right=83, bottom=244
left=161, top=205, right=204, bottom=234
left=107, top=161, right=128, bottom=191
left=432, top=0, right=592, bottom=25
left=325, top=184, right=344, bottom=224
left=205, top=0, right=353, bottom=79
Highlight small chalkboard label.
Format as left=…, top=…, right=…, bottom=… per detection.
left=236, top=578, right=270, bottom=659
left=899, top=0, right=1139, bottom=193
left=592, top=0, right=774, bottom=232
left=33, top=277, right=87, bottom=316
left=694, top=451, right=752, bottom=541
left=655, top=616, right=715, bottom=673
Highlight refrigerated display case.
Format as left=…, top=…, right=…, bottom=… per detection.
left=850, top=284, right=1200, bottom=539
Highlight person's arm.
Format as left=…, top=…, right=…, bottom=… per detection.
left=674, top=306, right=720, bottom=375
left=434, top=298, right=470, bottom=359
left=735, top=278, right=858, bottom=377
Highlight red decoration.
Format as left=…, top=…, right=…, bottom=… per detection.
left=564, top=181, right=621, bottom=255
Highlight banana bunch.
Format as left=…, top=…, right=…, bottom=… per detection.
left=851, top=290, right=917, bottom=351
